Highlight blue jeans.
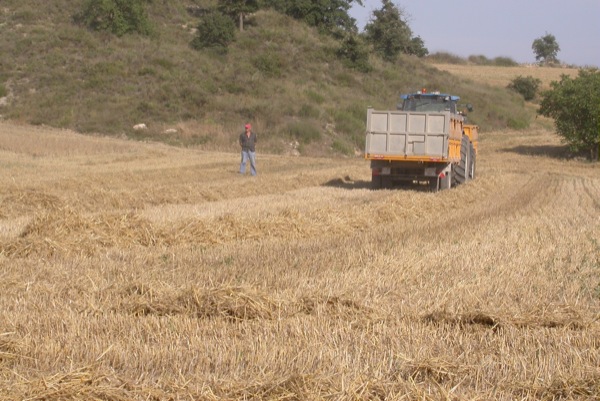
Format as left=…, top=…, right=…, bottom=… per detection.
left=240, top=150, right=257, bottom=176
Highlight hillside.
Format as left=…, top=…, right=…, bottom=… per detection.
left=433, top=63, right=580, bottom=92
left=1, top=115, right=600, bottom=398
left=0, top=0, right=536, bottom=156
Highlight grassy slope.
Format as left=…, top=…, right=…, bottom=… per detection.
left=1, top=0, right=535, bottom=155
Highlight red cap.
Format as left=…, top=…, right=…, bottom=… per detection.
left=245, top=124, right=251, bottom=129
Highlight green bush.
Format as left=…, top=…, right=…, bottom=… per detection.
left=336, top=34, right=371, bottom=73
left=427, top=52, right=466, bottom=64
left=468, top=54, right=490, bottom=65
left=467, top=55, right=517, bottom=67
left=191, top=11, right=236, bottom=54
left=0, top=83, right=7, bottom=98
left=493, top=56, right=518, bottom=67
left=77, top=0, right=153, bottom=37
left=507, top=75, right=541, bottom=101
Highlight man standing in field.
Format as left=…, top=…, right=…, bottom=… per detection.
left=239, top=123, right=257, bottom=176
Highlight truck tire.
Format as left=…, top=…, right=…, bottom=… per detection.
left=429, top=178, right=439, bottom=192
left=371, top=175, right=382, bottom=189
left=469, top=142, right=476, bottom=180
left=381, top=176, right=393, bottom=189
left=454, top=135, right=470, bottom=185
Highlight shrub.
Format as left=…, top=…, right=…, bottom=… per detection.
left=336, top=34, right=371, bottom=73
left=468, top=55, right=517, bottom=67
left=493, top=56, right=518, bottom=67
left=507, top=75, right=541, bottom=101
left=427, top=52, right=466, bottom=64
left=468, top=55, right=488, bottom=65
left=191, top=11, right=236, bottom=54
left=0, top=83, right=7, bottom=98
left=77, top=0, right=153, bottom=37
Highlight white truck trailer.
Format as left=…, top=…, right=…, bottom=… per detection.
left=365, top=91, right=478, bottom=191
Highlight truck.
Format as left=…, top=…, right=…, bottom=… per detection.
left=365, top=91, right=478, bottom=191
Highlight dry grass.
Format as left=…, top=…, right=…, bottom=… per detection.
left=433, top=64, right=581, bottom=91
left=1, top=118, right=599, bottom=400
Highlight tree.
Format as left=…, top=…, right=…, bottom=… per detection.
left=265, top=0, right=362, bottom=34
left=191, top=11, right=236, bottom=54
left=364, top=0, right=425, bottom=62
left=538, top=69, right=600, bottom=161
left=336, top=33, right=371, bottom=72
left=218, top=0, right=259, bottom=31
left=532, top=33, right=560, bottom=65
left=407, top=36, right=428, bottom=58
left=77, top=0, right=153, bottom=36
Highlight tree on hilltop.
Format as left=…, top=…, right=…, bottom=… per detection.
left=77, top=0, right=153, bottom=36
left=363, top=0, right=427, bottom=62
left=532, top=33, right=560, bottom=65
left=264, top=0, right=363, bottom=35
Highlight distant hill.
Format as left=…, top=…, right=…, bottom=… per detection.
left=0, top=0, right=534, bottom=156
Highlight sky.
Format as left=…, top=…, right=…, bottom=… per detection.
left=349, top=0, right=600, bottom=67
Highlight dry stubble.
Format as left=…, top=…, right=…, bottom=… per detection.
left=1, top=121, right=599, bottom=400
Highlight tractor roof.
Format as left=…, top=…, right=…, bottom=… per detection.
left=400, top=92, right=460, bottom=101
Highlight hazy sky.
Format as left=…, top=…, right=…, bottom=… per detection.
left=349, top=0, right=600, bottom=67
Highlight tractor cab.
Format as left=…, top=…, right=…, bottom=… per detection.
left=398, top=91, right=461, bottom=114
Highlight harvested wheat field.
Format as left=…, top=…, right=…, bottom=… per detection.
left=1, top=120, right=599, bottom=400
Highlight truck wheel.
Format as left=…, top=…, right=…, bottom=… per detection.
left=469, top=143, right=476, bottom=180
left=429, top=178, right=439, bottom=192
left=371, top=175, right=382, bottom=189
left=381, top=176, right=393, bottom=189
left=455, top=136, right=469, bottom=185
